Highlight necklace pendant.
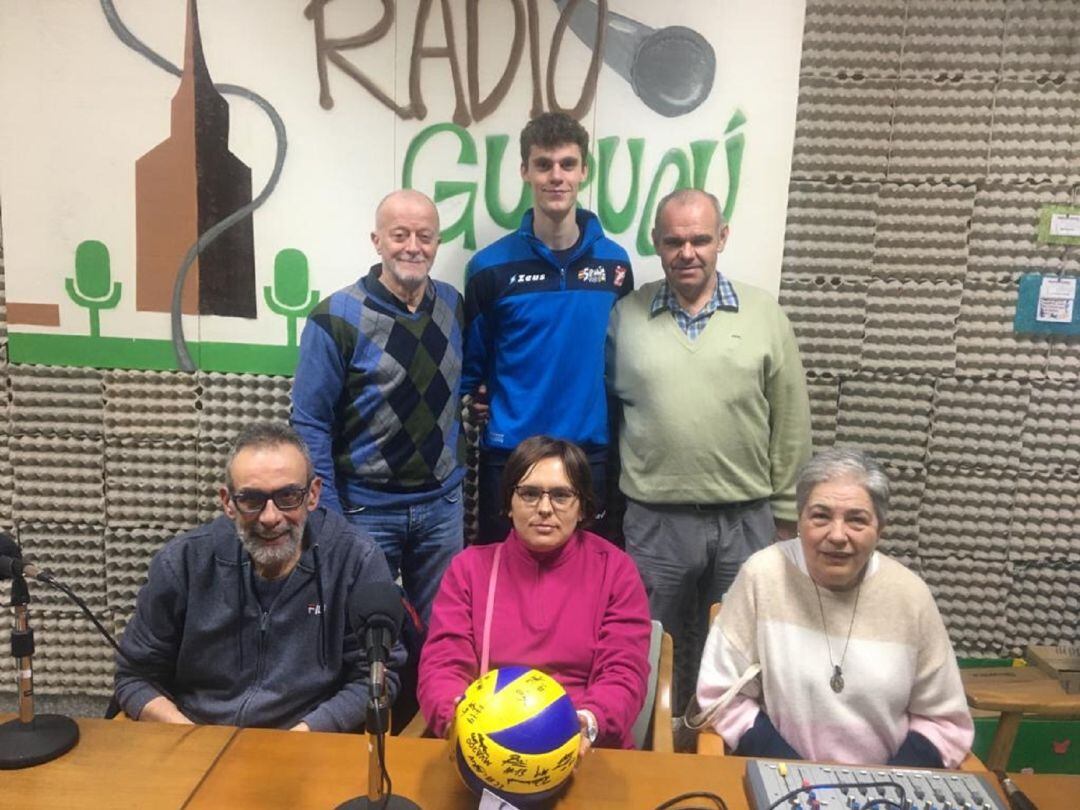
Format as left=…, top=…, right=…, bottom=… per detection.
left=830, top=666, right=844, bottom=694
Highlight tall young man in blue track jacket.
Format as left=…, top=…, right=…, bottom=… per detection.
left=462, top=112, right=634, bottom=543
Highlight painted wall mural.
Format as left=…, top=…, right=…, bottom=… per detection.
left=0, top=0, right=806, bottom=375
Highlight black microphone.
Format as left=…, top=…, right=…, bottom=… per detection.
left=0, top=531, right=80, bottom=768
left=338, top=581, right=420, bottom=810
left=348, top=581, right=404, bottom=700
left=0, top=555, right=42, bottom=580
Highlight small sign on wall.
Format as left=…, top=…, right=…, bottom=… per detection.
left=1037, top=205, right=1080, bottom=245
left=1015, top=272, right=1080, bottom=335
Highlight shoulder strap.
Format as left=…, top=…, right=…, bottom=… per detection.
left=480, top=544, right=503, bottom=676
left=684, top=663, right=762, bottom=731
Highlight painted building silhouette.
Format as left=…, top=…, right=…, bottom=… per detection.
left=135, top=0, right=256, bottom=317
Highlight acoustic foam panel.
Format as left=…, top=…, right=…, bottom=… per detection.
left=1009, top=472, right=1080, bottom=563
left=918, top=464, right=1016, bottom=561
left=103, top=369, right=199, bottom=441
left=15, top=521, right=107, bottom=612
left=955, top=271, right=1051, bottom=375
left=790, top=77, right=895, bottom=181
left=923, top=556, right=1013, bottom=657
left=987, top=81, right=1080, bottom=184
left=887, top=80, right=995, bottom=183
left=835, top=375, right=935, bottom=466
left=104, top=439, right=199, bottom=529
left=799, top=0, right=906, bottom=78
left=927, top=376, right=1030, bottom=469
left=899, top=0, right=1006, bottom=80
left=1000, top=0, right=1080, bottom=79
left=780, top=273, right=869, bottom=373
left=1018, top=376, right=1080, bottom=471
left=805, top=372, right=840, bottom=450
left=860, top=278, right=963, bottom=374
left=784, top=181, right=879, bottom=277
left=9, top=365, right=103, bottom=437
left=871, top=183, right=974, bottom=280
left=10, top=434, right=106, bottom=524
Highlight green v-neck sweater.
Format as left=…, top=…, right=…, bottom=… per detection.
left=606, top=279, right=812, bottom=520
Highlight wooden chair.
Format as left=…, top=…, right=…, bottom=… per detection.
left=636, top=620, right=674, bottom=752
left=401, top=620, right=675, bottom=751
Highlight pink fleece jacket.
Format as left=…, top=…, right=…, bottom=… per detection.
left=418, top=529, right=651, bottom=749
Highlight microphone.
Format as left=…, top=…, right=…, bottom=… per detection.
left=552, top=0, right=716, bottom=117
left=338, top=581, right=419, bottom=810
left=0, top=531, right=80, bottom=768
left=348, top=581, right=404, bottom=700
left=0, top=555, right=42, bottom=580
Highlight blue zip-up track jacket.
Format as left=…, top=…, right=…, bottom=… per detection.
left=462, top=208, right=633, bottom=452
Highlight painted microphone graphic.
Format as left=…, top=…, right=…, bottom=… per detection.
left=552, top=0, right=716, bottom=117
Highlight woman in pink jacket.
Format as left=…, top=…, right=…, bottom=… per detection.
left=418, top=436, right=651, bottom=753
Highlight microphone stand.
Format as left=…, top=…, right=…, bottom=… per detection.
left=0, top=571, right=80, bottom=769
left=337, top=657, right=419, bottom=809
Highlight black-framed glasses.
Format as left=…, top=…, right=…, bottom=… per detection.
left=230, top=484, right=310, bottom=515
left=513, top=485, right=578, bottom=510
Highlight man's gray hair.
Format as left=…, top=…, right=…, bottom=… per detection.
left=795, top=447, right=890, bottom=528
left=224, top=421, right=314, bottom=490
left=653, top=188, right=726, bottom=232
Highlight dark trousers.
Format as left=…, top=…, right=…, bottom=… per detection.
left=624, top=498, right=776, bottom=714
left=474, top=450, right=615, bottom=545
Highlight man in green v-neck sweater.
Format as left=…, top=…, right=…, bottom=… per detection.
left=606, top=188, right=812, bottom=714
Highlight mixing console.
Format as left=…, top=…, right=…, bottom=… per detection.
left=745, top=760, right=1007, bottom=810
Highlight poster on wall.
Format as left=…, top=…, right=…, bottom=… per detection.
left=0, top=0, right=806, bottom=375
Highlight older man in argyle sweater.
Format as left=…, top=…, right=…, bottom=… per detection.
left=292, top=190, right=464, bottom=622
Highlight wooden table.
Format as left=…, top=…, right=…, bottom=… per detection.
left=1008, top=771, right=1080, bottom=807
left=6, top=717, right=1079, bottom=809
left=962, top=667, right=1080, bottom=771
left=0, top=716, right=236, bottom=809
left=186, top=728, right=752, bottom=809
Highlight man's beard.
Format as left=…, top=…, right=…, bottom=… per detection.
left=236, top=520, right=304, bottom=570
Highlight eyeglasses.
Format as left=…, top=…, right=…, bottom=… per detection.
left=513, top=485, right=578, bottom=510
left=230, top=484, right=310, bottom=515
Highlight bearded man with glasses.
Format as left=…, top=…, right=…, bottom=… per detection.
left=113, top=422, right=403, bottom=731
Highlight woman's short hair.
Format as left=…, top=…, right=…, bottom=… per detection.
left=500, top=436, right=596, bottom=522
left=795, top=447, right=890, bottom=528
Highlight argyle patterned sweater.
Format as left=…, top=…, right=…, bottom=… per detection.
left=292, top=268, right=465, bottom=511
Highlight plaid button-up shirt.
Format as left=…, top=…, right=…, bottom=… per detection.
left=649, top=273, right=740, bottom=339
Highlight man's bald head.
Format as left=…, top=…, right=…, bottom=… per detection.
left=653, top=188, right=725, bottom=234
left=375, top=189, right=440, bottom=232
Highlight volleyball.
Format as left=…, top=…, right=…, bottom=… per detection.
left=454, top=666, right=581, bottom=803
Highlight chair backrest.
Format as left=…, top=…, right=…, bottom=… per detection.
left=631, top=619, right=664, bottom=749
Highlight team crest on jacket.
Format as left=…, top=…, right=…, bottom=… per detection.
left=613, top=266, right=627, bottom=287
left=577, top=265, right=607, bottom=284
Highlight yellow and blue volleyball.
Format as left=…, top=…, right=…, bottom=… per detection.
left=454, top=666, right=580, bottom=803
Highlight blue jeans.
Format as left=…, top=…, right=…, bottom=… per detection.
left=343, top=485, right=463, bottom=624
